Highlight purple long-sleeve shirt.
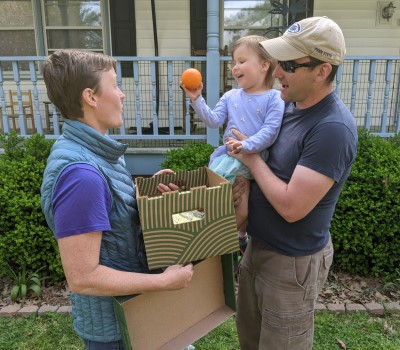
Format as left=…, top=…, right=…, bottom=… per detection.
left=191, top=88, right=284, bottom=163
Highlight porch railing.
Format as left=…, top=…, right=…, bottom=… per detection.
left=1, top=55, right=399, bottom=147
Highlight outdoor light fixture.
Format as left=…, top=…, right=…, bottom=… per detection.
left=382, top=2, right=396, bottom=21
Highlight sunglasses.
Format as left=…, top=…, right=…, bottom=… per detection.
left=277, top=60, right=323, bottom=73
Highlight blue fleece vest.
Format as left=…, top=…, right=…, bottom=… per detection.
left=41, top=119, right=148, bottom=342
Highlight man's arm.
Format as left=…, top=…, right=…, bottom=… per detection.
left=58, top=232, right=193, bottom=296
left=241, top=154, right=334, bottom=222
left=229, top=129, right=334, bottom=223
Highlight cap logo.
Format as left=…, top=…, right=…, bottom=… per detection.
left=287, top=22, right=301, bottom=33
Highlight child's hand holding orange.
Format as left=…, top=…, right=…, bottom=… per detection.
left=181, top=68, right=203, bottom=102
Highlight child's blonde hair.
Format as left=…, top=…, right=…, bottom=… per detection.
left=232, top=35, right=277, bottom=89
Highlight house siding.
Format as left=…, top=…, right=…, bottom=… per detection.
left=315, top=0, right=400, bottom=55
left=134, top=0, right=400, bottom=57
left=135, top=0, right=190, bottom=56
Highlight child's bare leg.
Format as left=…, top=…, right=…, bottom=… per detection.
left=237, top=220, right=247, bottom=237
left=235, top=177, right=250, bottom=232
left=235, top=177, right=250, bottom=254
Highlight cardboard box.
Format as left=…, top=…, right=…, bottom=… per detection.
left=113, top=254, right=236, bottom=350
left=135, top=167, right=239, bottom=270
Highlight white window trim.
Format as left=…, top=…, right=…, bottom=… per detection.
left=40, top=0, right=105, bottom=54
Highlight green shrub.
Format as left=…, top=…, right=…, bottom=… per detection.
left=1, top=129, right=398, bottom=283
left=331, top=129, right=400, bottom=276
left=160, top=141, right=214, bottom=171
left=162, top=134, right=399, bottom=277
left=0, top=132, right=64, bottom=282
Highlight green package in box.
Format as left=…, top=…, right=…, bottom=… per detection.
left=135, top=167, right=239, bottom=270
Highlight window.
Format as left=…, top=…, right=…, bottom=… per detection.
left=0, top=0, right=36, bottom=56
left=223, top=0, right=314, bottom=52
left=223, top=0, right=280, bottom=51
left=44, top=0, right=103, bottom=53
left=0, top=0, right=103, bottom=57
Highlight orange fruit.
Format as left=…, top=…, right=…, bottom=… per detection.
left=181, top=68, right=202, bottom=90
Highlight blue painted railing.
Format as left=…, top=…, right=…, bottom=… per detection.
left=336, top=56, right=400, bottom=137
left=1, top=55, right=399, bottom=143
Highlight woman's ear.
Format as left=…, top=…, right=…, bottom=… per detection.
left=81, top=88, right=97, bottom=108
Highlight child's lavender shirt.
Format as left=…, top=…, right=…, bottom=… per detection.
left=191, top=88, right=284, bottom=163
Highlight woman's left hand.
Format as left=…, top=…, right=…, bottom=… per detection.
left=154, top=169, right=180, bottom=193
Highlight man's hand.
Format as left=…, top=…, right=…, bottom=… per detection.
left=225, top=128, right=246, bottom=154
left=229, top=128, right=247, bottom=141
left=226, top=139, right=243, bottom=154
left=226, top=128, right=261, bottom=167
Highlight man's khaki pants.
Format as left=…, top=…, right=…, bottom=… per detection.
left=236, top=237, right=333, bottom=350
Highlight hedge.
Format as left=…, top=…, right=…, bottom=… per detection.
left=330, top=129, right=400, bottom=276
left=0, top=132, right=64, bottom=282
left=0, top=129, right=398, bottom=282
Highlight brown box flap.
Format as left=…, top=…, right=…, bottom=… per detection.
left=113, top=255, right=236, bottom=350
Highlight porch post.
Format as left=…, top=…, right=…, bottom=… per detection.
left=206, top=0, right=221, bottom=147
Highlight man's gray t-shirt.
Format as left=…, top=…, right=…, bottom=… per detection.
left=248, top=92, right=358, bottom=256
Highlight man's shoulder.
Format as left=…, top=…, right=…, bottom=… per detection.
left=324, top=94, right=357, bottom=131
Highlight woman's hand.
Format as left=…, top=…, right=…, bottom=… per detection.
left=161, top=263, right=194, bottom=290
left=154, top=169, right=174, bottom=176
left=154, top=169, right=180, bottom=193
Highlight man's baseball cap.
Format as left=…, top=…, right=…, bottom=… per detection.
left=260, top=16, right=346, bottom=65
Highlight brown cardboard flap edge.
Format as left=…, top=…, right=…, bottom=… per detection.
left=159, top=305, right=233, bottom=350
left=113, top=254, right=236, bottom=350
left=135, top=166, right=229, bottom=198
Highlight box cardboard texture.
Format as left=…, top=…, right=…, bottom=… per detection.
left=135, top=167, right=239, bottom=270
left=113, top=254, right=236, bottom=350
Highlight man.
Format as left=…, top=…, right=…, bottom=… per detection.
left=229, top=17, right=358, bottom=349
left=40, top=49, right=194, bottom=349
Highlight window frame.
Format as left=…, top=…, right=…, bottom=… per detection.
left=0, top=0, right=111, bottom=57
left=221, top=0, right=314, bottom=51
left=40, top=0, right=105, bottom=54
left=221, top=0, right=282, bottom=50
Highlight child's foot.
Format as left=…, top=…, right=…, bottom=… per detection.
left=238, top=233, right=248, bottom=255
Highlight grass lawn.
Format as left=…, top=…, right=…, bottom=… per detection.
left=0, top=311, right=399, bottom=350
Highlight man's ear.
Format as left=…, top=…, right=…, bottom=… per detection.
left=316, top=63, right=332, bottom=83
left=81, top=88, right=97, bottom=107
